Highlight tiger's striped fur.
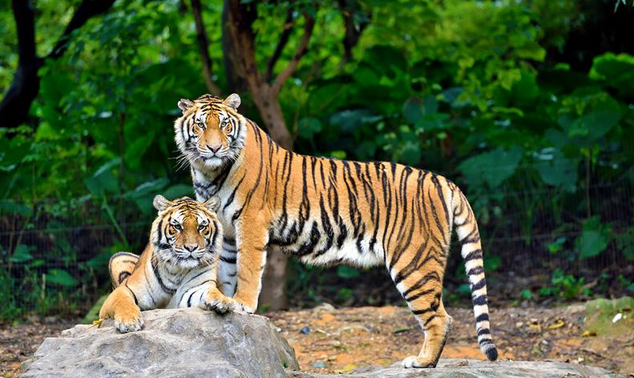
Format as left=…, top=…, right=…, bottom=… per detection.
left=99, top=195, right=234, bottom=333
left=173, top=93, right=498, bottom=367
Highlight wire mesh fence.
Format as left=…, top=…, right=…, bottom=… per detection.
left=0, top=169, right=632, bottom=321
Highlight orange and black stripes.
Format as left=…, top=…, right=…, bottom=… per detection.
left=174, top=93, right=498, bottom=368
left=100, top=196, right=231, bottom=333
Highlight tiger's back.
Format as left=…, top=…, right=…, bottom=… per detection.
left=174, top=93, right=497, bottom=368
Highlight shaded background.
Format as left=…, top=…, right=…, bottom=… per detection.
left=1, top=0, right=633, bottom=322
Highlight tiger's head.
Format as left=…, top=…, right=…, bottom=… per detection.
left=151, top=195, right=223, bottom=270
left=174, top=93, right=245, bottom=170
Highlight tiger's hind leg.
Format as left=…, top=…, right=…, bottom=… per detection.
left=402, top=296, right=452, bottom=368
left=108, top=252, right=140, bottom=288
left=391, top=244, right=452, bottom=368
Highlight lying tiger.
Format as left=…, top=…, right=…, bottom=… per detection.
left=99, top=195, right=234, bottom=332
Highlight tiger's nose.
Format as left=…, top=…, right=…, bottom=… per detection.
left=183, top=244, right=198, bottom=252
left=208, top=144, right=221, bottom=153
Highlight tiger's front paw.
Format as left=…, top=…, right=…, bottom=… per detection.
left=114, top=308, right=143, bottom=333
left=234, top=302, right=254, bottom=314
left=203, top=290, right=236, bottom=314
left=232, top=294, right=256, bottom=314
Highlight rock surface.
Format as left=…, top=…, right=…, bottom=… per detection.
left=290, top=359, right=622, bottom=378
left=21, top=307, right=622, bottom=378
left=20, top=308, right=298, bottom=378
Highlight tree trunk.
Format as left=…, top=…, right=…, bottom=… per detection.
left=222, top=0, right=291, bottom=311
left=190, top=0, right=222, bottom=94
left=0, top=0, right=41, bottom=128
left=0, top=0, right=117, bottom=128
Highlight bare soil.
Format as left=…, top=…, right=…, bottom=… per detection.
left=1, top=305, right=633, bottom=377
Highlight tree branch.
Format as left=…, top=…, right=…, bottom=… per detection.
left=0, top=0, right=42, bottom=128
left=339, top=0, right=371, bottom=65
left=270, top=14, right=315, bottom=96
left=13, top=0, right=38, bottom=66
left=265, top=8, right=295, bottom=83
left=49, top=0, right=117, bottom=59
left=190, top=0, right=222, bottom=94
left=0, top=0, right=117, bottom=128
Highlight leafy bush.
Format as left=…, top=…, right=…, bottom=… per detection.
left=1, top=0, right=633, bottom=319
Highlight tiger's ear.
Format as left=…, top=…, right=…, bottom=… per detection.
left=204, top=196, right=221, bottom=213
left=178, top=98, right=195, bottom=113
left=153, top=195, right=171, bottom=212
left=223, top=93, right=241, bottom=109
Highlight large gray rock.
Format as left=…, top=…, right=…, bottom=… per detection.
left=21, top=307, right=622, bottom=378
left=21, top=308, right=298, bottom=378
left=291, top=359, right=622, bottom=378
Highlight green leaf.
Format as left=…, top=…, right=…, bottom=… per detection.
left=0, top=200, right=31, bottom=217
left=330, top=150, right=347, bottom=160
left=515, top=41, right=546, bottom=61
left=298, top=117, right=323, bottom=139
left=423, top=96, right=438, bottom=115
left=614, top=230, right=634, bottom=262
left=546, top=237, right=567, bottom=254
left=484, top=255, right=501, bottom=271
left=498, top=69, right=522, bottom=90
left=86, top=251, right=114, bottom=270
left=589, top=53, right=634, bottom=98
left=520, top=289, right=533, bottom=300
left=576, top=217, right=611, bottom=259
left=566, top=110, right=620, bottom=141
left=162, top=184, right=195, bottom=199
left=415, top=113, right=450, bottom=132
left=330, top=109, right=376, bottom=133
left=336, top=266, right=360, bottom=279
left=124, top=178, right=168, bottom=199
left=9, top=245, right=34, bottom=263
left=125, top=131, right=155, bottom=169
left=507, top=71, right=539, bottom=107
left=403, top=98, right=424, bottom=124
left=535, top=148, right=578, bottom=192
left=458, top=147, right=523, bottom=188
left=84, top=158, right=121, bottom=197
left=47, top=269, right=78, bottom=287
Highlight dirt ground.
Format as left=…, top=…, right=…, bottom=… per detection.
left=2, top=305, right=633, bottom=377
left=270, top=304, right=634, bottom=376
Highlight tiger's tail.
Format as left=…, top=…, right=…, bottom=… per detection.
left=108, top=252, right=140, bottom=288
left=453, top=189, right=498, bottom=361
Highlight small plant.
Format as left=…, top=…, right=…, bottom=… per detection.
left=539, top=269, right=592, bottom=299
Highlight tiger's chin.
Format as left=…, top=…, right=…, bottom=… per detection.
left=175, top=257, right=206, bottom=270
left=201, top=155, right=228, bottom=169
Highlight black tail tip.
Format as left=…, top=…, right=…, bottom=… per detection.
left=485, top=347, right=498, bottom=361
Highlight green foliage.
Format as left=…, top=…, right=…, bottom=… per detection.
left=539, top=269, right=592, bottom=300
left=576, top=217, right=611, bottom=259
left=1, top=0, right=633, bottom=319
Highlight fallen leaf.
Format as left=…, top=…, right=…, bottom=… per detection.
left=342, top=364, right=357, bottom=372
left=528, top=321, right=542, bottom=332
left=581, top=330, right=597, bottom=337
left=548, top=319, right=565, bottom=329
left=393, top=327, right=411, bottom=333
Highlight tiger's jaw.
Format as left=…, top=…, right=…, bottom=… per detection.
left=155, top=244, right=216, bottom=270
left=199, top=154, right=229, bottom=170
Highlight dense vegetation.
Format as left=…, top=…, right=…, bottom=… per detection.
left=1, top=0, right=633, bottom=321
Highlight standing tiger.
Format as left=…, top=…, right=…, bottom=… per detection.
left=173, top=93, right=498, bottom=368
left=99, top=195, right=234, bottom=333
